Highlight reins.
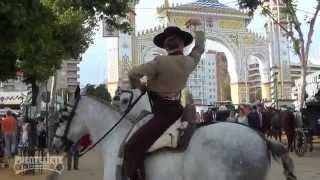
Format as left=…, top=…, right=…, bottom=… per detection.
left=79, top=90, right=146, bottom=157
left=59, top=96, right=81, bottom=146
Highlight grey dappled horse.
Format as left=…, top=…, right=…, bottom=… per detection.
left=53, top=88, right=297, bottom=180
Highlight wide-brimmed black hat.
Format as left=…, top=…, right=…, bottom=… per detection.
left=153, top=26, right=193, bottom=49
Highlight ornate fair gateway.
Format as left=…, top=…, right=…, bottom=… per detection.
left=107, top=0, right=276, bottom=104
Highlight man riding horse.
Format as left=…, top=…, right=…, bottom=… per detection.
left=123, top=19, right=205, bottom=180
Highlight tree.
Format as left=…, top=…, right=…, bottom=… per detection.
left=85, top=84, right=96, bottom=95
left=238, top=0, right=320, bottom=110
left=86, top=84, right=112, bottom=102
left=0, top=0, right=132, bottom=105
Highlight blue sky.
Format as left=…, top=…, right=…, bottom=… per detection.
left=80, top=0, right=320, bottom=86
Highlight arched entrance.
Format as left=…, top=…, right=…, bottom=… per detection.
left=134, top=0, right=271, bottom=104
left=244, top=53, right=271, bottom=103
left=205, top=39, right=236, bottom=104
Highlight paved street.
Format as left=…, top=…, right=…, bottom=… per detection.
left=1, top=145, right=319, bottom=180
left=267, top=146, right=320, bottom=180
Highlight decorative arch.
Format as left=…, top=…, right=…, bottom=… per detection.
left=243, top=51, right=271, bottom=101
left=206, top=32, right=240, bottom=83
left=244, top=52, right=269, bottom=83
left=134, top=0, right=272, bottom=104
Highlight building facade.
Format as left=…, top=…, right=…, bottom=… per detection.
left=273, top=63, right=320, bottom=105
left=289, top=63, right=320, bottom=81
left=265, top=0, right=293, bottom=103
left=247, top=57, right=262, bottom=102
left=187, top=50, right=217, bottom=105
left=0, top=71, right=29, bottom=116
left=55, top=59, right=81, bottom=93
left=0, top=77, right=29, bottom=109
left=106, top=0, right=319, bottom=105
left=292, top=71, right=320, bottom=109
left=215, top=52, right=231, bottom=102
left=106, top=1, right=140, bottom=97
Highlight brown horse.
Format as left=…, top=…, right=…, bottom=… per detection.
left=264, top=107, right=297, bottom=152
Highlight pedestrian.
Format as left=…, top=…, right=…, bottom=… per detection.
left=74, top=85, right=80, bottom=99
left=200, top=110, right=205, bottom=123
left=247, top=105, right=263, bottom=132
left=257, top=104, right=264, bottom=131
left=0, top=122, right=4, bottom=158
left=37, top=118, right=47, bottom=156
left=1, top=111, right=17, bottom=164
left=195, top=112, right=201, bottom=124
left=67, top=142, right=80, bottom=170
left=21, top=121, right=30, bottom=145
left=237, top=105, right=248, bottom=125
left=227, top=110, right=237, bottom=122
left=67, top=134, right=91, bottom=170
left=204, top=109, right=214, bottom=123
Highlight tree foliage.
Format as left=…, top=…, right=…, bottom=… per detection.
left=86, top=84, right=112, bottom=102
left=0, top=0, right=132, bottom=104
left=237, top=0, right=320, bottom=110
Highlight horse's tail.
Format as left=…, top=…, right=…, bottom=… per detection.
left=266, top=139, right=297, bottom=180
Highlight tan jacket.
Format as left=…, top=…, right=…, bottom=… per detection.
left=129, top=31, right=205, bottom=96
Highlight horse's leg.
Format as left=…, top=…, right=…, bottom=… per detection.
left=293, top=132, right=296, bottom=151
left=280, top=129, right=283, bottom=143
left=309, top=135, right=314, bottom=152
left=267, top=130, right=271, bottom=138
left=278, top=129, right=282, bottom=143
left=287, top=131, right=291, bottom=151
left=271, top=128, right=276, bottom=140
left=286, top=132, right=293, bottom=152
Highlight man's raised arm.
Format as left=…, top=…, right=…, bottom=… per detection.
left=186, top=18, right=205, bottom=67
left=188, top=31, right=205, bottom=66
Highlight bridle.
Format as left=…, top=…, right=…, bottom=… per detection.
left=54, top=96, right=81, bottom=150
left=116, top=88, right=135, bottom=108
left=79, top=88, right=146, bottom=157
left=54, top=88, right=146, bottom=155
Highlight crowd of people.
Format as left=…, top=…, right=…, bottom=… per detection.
left=0, top=109, right=92, bottom=171
left=194, top=103, right=265, bottom=133
left=0, top=110, right=47, bottom=167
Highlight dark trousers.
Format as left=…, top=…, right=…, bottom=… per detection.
left=67, top=148, right=79, bottom=170
left=123, top=91, right=183, bottom=180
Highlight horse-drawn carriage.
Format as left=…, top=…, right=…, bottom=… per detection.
left=295, top=100, right=320, bottom=156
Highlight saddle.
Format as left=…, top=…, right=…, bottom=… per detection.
left=120, top=104, right=198, bottom=155
left=116, top=104, right=198, bottom=180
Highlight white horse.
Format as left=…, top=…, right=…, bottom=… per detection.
left=53, top=88, right=297, bottom=180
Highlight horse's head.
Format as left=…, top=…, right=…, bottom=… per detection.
left=52, top=120, right=68, bottom=151
left=114, top=86, right=151, bottom=121
left=52, top=99, right=89, bottom=152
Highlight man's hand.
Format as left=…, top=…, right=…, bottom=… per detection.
left=185, top=18, right=202, bottom=31
left=139, top=84, right=147, bottom=94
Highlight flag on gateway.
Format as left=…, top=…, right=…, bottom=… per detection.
left=118, top=32, right=132, bottom=79
left=102, top=18, right=119, bottom=37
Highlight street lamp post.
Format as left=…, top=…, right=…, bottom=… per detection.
left=274, top=72, right=279, bottom=109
